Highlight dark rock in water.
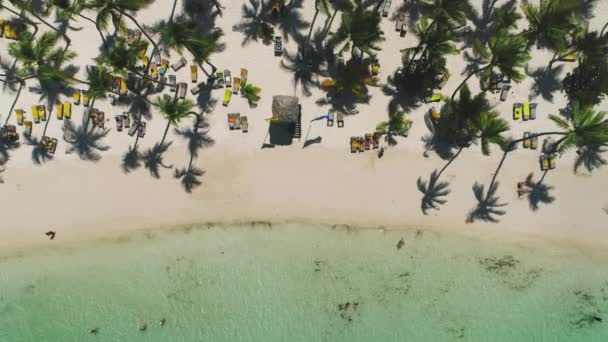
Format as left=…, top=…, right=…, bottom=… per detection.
left=397, top=238, right=405, bottom=250
left=479, top=255, right=519, bottom=273
left=353, top=302, right=359, bottom=310
left=160, top=318, right=166, bottom=326
left=139, top=324, right=147, bottom=332
left=574, top=314, right=604, bottom=328
left=89, top=328, right=99, bottom=335
left=338, top=304, right=344, bottom=311
left=344, top=302, right=350, bottom=310
left=314, top=260, right=321, bottom=272
left=45, top=231, right=56, bottom=240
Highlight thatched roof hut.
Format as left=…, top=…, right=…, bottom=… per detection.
left=272, top=96, right=300, bottom=123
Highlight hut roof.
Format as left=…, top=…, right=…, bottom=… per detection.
left=272, top=95, right=299, bottom=122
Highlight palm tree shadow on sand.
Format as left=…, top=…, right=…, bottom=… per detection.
left=524, top=171, right=556, bottom=211
left=281, top=30, right=330, bottom=97
left=574, top=145, right=607, bottom=173
left=174, top=116, right=214, bottom=192
left=62, top=118, right=111, bottom=161
left=466, top=181, right=507, bottom=223
left=143, top=142, right=174, bottom=179
left=417, top=169, right=451, bottom=214
left=526, top=65, right=564, bottom=103
left=122, top=145, right=142, bottom=173
left=24, top=134, right=54, bottom=165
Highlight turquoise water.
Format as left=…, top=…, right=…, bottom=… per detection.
left=1, top=223, right=608, bottom=341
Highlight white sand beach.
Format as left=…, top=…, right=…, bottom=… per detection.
left=1, top=0, right=607, bottom=254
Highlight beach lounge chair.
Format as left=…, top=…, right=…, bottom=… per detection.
left=72, top=89, right=81, bottom=105
left=191, top=82, right=203, bottom=95
left=224, top=70, right=232, bottom=86
left=15, top=109, right=24, bottom=125
left=3, top=22, right=17, bottom=39
left=42, top=136, right=58, bottom=154
left=382, top=0, right=391, bottom=17
left=358, top=137, right=365, bottom=152
left=141, top=55, right=149, bottom=70
left=2, top=125, right=19, bottom=142
left=523, top=131, right=531, bottom=148
left=241, top=68, right=248, bottom=85
left=216, top=71, right=225, bottom=88
left=168, top=75, right=176, bottom=92
left=128, top=120, right=139, bottom=136
left=337, top=112, right=344, bottom=128
left=56, top=103, right=63, bottom=120
left=159, top=59, right=169, bottom=76
left=327, top=112, right=334, bottom=127
left=365, top=133, right=372, bottom=150
left=83, top=92, right=90, bottom=107
left=274, top=36, right=283, bottom=56
left=513, top=103, right=522, bottom=120
left=157, top=76, right=166, bottom=92
left=523, top=102, right=531, bottom=121
left=530, top=103, right=537, bottom=120
left=371, top=61, right=380, bottom=76
left=152, top=49, right=161, bottom=66
left=372, top=132, right=380, bottom=149
left=150, top=65, right=159, bottom=79
left=559, top=53, right=577, bottom=62
left=37, top=105, right=47, bottom=121
left=223, top=88, right=232, bottom=106
left=233, top=77, right=241, bottom=94
left=549, top=153, right=557, bottom=170
left=190, top=65, right=197, bottom=83
left=63, top=102, right=72, bottom=119
left=0, top=19, right=4, bottom=37
left=425, top=93, right=442, bottom=103
left=178, top=82, right=187, bottom=99
left=138, top=121, right=146, bottom=138
left=531, top=134, right=538, bottom=150
left=240, top=116, right=249, bottom=133
left=500, top=84, right=511, bottom=101
left=539, top=154, right=549, bottom=171
left=31, top=105, right=40, bottom=123
left=24, top=120, right=32, bottom=136
left=171, top=57, right=187, bottom=71
left=396, top=13, right=405, bottom=31
left=350, top=137, right=357, bottom=153
left=112, top=76, right=121, bottom=94
left=271, top=0, right=280, bottom=16
left=115, top=115, right=123, bottom=131
left=122, top=112, right=130, bottom=128
left=227, top=113, right=240, bottom=130
left=120, top=78, right=128, bottom=96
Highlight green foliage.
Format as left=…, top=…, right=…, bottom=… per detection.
left=475, top=30, right=531, bottom=83
left=549, top=103, right=608, bottom=153
left=241, top=83, right=262, bottom=107
left=85, top=65, right=114, bottom=99
left=95, top=37, right=146, bottom=75
left=153, top=96, right=194, bottom=127
left=334, top=0, right=384, bottom=57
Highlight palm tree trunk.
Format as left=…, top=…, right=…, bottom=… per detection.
left=451, top=64, right=492, bottom=101
left=4, top=81, right=24, bottom=125
left=22, top=8, right=72, bottom=52
left=79, top=14, right=108, bottom=48
left=169, top=0, right=178, bottom=23
left=159, top=120, right=172, bottom=146
left=373, top=0, right=384, bottom=14
left=487, top=148, right=509, bottom=192
left=0, top=5, right=39, bottom=36
left=435, top=146, right=464, bottom=180
left=305, top=1, right=320, bottom=56
left=321, top=9, right=338, bottom=39
left=601, top=22, right=608, bottom=37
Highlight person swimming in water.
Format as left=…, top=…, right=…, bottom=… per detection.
left=139, top=324, right=147, bottom=332
left=89, top=328, right=99, bottom=335
left=160, top=318, right=166, bottom=326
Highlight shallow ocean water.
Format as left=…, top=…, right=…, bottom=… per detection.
left=1, top=223, right=607, bottom=341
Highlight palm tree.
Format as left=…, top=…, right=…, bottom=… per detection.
left=546, top=103, right=608, bottom=154
left=305, top=0, right=331, bottom=53
left=83, top=0, right=157, bottom=52
left=232, top=0, right=275, bottom=46
left=376, top=111, right=411, bottom=144
left=451, top=30, right=530, bottom=101
left=8, top=0, right=73, bottom=51
left=320, top=0, right=352, bottom=39
left=419, top=0, right=473, bottom=30
left=95, top=36, right=146, bottom=76
left=83, top=65, right=113, bottom=121
left=149, top=14, right=224, bottom=76
left=333, top=0, right=384, bottom=60
left=521, top=0, right=589, bottom=70
left=241, top=82, right=262, bottom=108
left=152, top=95, right=195, bottom=146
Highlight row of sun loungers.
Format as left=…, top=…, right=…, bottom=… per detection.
left=513, top=102, right=538, bottom=120
left=326, top=112, right=345, bottom=127
left=522, top=132, right=539, bottom=150
left=227, top=113, right=248, bottom=132
left=539, top=153, right=557, bottom=171
left=350, top=133, right=380, bottom=152
left=41, top=136, right=58, bottom=154
left=395, top=13, right=407, bottom=37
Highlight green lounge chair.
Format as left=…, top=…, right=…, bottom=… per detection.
left=424, top=93, right=442, bottom=103
left=523, top=102, right=530, bottom=121
left=223, top=88, right=232, bottom=106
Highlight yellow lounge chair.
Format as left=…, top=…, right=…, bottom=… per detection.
left=120, top=78, right=128, bottom=96
left=63, top=102, right=72, bottom=119
left=540, top=154, right=549, bottom=171
left=190, top=65, right=197, bottom=83
left=523, top=102, right=530, bottom=121
left=241, top=68, right=248, bottom=85
left=72, top=89, right=81, bottom=105
left=223, top=88, right=232, bottom=106
left=320, top=79, right=336, bottom=88
left=56, top=103, right=63, bottom=120
left=31, top=105, right=40, bottom=123
left=0, top=19, right=4, bottom=37
left=15, top=109, right=24, bottom=125
left=233, top=77, right=240, bottom=94
left=549, top=153, right=557, bottom=170
left=371, top=63, right=380, bottom=76
left=24, top=120, right=32, bottom=136
left=137, top=41, right=148, bottom=58
left=150, top=65, right=159, bottom=79
left=425, top=93, right=442, bottom=103
left=83, top=92, right=90, bottom=107
left=159, top=58, right=169, bottom=75
left=559, top=53, right=577, bottom=62
left=513, top=103, right=522, bottom=120
left=141, top=55, right=149, bottom=70
left=37, top=105, right=46, bottom=121
left=3, top=22, right=17, bottom=40
left=350, top=137, right=357, bottom=153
